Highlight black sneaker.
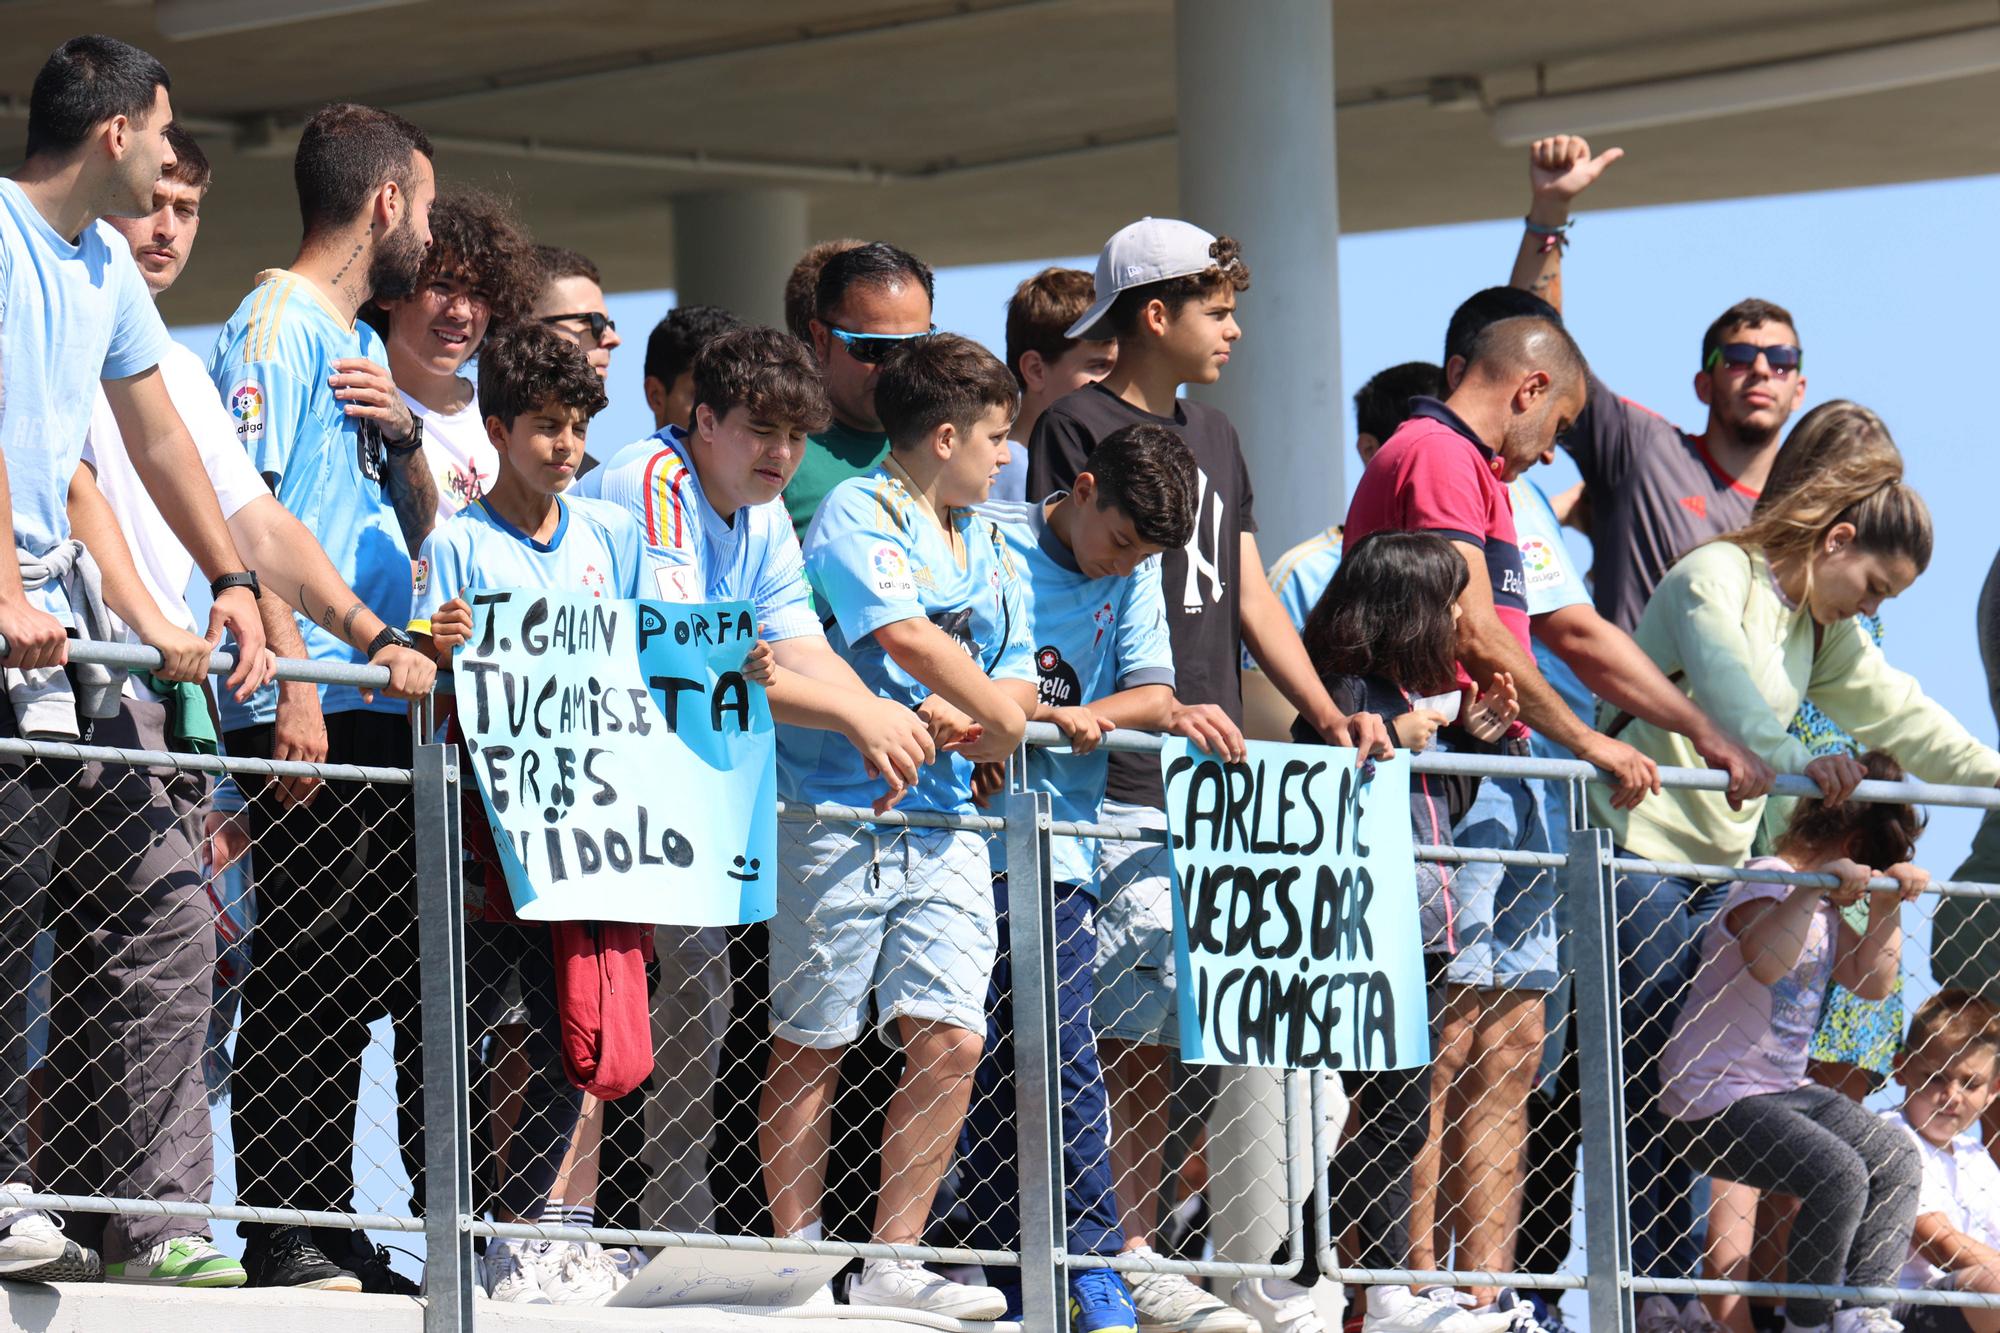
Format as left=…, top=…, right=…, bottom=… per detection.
left=243, top=1225, right=361, bottom=1292
left=316, top=1229, right=421, bottom=1297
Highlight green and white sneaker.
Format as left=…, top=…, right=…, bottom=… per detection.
left=105, top=1235, right=247, bottom=1287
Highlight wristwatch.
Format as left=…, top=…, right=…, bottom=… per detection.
left=384, top=415, right=425, bottom=457
left=367, top=625, right=414, bottom=658
left=210, top=570, right=261, bottom=600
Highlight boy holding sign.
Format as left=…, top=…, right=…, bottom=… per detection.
left=415, top=324, right=773, bottom=1305
left=964, top=421, right=1246, bottom=1329
left=762, top=334, right=1035, bottom=1319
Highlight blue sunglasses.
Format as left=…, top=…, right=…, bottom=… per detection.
left=829, top=325, right=937, bottom=364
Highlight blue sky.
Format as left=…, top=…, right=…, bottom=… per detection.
left=181, top=171, right=2000, bottom=1276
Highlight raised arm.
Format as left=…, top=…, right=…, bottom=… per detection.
left=1507, top=134, right=1624, bottom=312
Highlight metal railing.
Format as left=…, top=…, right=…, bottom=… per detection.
left=7, top=639, right=2000, bottom=1333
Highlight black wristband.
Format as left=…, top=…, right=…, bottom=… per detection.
left=384, top=416, right=425, bottom=457
left=368, top=625, right=414, bottom=658
left=210, top=570, right=261, bottom=601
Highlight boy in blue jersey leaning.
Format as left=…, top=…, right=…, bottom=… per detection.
left=963, top=422, right=1246, bottom=1331
left=588, top=326, right=935, bottom=1245
left=763, top=334, right=1034, bottom=1319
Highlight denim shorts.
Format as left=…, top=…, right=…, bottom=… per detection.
left=1444, top=773, right=1560, bottom=992
left=770, top=821, right=997, bottom=1048
left=1090, top=801, right=1179, bottom=1048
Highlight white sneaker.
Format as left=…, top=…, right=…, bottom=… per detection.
left=848, top=1258, right=1009, bottom=1320
left=483, top=1243, right=551, bottom=1304
left=600, top=1246, right=646, bottom=1284
left=1834, top=1310, right=1904, bottom=1333
left=1682, top=1301, right=1726, bottom=1333
left=1128, top=1248, right=1253, bottom=1332
left=0, top=1187, right=80, bottom=1279
left=1363, top=1285, right=1515, bottom=1333
left=1641, top=1297, right=1690, bottom=1333
left=1233, top=1277, right=1324, bottom=1333
left=541, top=1243, right=619, bottom=1306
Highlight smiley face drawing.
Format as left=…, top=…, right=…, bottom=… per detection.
left=727, top=855, right=762, bottom=883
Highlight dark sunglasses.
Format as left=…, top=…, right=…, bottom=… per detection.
left=829, top=325, right=936, bottom=364
left=1705, top=342, right=1803, bottom=375
left=541, top=311, right=616, bottom=341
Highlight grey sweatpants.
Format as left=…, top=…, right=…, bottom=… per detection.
left=1668, top=1082, right=1921, bottom=1326
left=40, top=698, right=218, bottom=1260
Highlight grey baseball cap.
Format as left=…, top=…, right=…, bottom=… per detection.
left=1066, top=217, right=1221, bottom=340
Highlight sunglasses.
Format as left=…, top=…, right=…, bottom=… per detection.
left=541, top=311, right=616, bottom=342
left=1705, top=342, right=1803, bottom=375
left=828, top=325, right=936, bottom=364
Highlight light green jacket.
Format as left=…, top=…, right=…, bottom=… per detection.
left=1588, top=541, right=2000, bottom=866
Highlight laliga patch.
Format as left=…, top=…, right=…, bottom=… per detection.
left=653, top=563, right=700, bottom=604
left=410, top=557, right=429, bottom=597
left=227, top=380, right=265, bottom=444
left=869, top=542, right=915, bottom=597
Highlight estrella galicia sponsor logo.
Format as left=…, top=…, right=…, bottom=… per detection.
left=1036, top=644, right=1081, bottom=709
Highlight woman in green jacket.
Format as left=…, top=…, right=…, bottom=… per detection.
left=1594, top=400, right=2000, bottom=1284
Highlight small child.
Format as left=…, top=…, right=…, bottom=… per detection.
left=1243, top=529, right=1519, bottom=1333
left=964, top=421, right=1244, bottom=1329
left=413, top=324, right=766, bottom=1306
left=1662, top=750, right=1929, bottom=1333
left=763, top=332, right=1034, bottom=1320
left=1886, top=990, right=2000, bottom=1333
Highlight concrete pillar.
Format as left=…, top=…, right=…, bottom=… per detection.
left=669, top=188, right=810, bottom=328
left=1175, top=0, right=1340, bottom=1270
left=1175, top=0, right=1342, bottom=558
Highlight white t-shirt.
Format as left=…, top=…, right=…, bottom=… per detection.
left=83, top=339, right=270, bottom=637
left=1887, top=1109, right=2000, bottom=1288
left=403, top=384, right=497, bottom=524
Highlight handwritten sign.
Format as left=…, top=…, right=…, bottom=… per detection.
left=1161, top=738, right=1429, bottom=1070
left=458, top=590, right=776, bottom=926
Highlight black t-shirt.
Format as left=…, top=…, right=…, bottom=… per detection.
left=1027, top=382, right=1256, bottom=807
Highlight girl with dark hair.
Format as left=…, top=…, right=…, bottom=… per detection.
left=1662, top=751, right=1929, bottom=1333
left=1245, top=532, right=1522, bottom=1333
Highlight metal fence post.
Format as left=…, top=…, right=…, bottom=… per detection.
left=1002, top=786, right=1065, bottom=1332
left=1564, top=824, right=1635, bottom=1333
left=413, top=739, right=474, bottom=1332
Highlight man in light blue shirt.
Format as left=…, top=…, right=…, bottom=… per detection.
left=0, top=34, right=269, bottom=1285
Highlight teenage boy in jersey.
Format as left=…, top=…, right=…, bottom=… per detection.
left=642, top=304, right=744, bottom=434
left=207, top=100, right=440, bottom=1294
left=763, top=334, right=1032, bottom=1319
left=591, top=326, right=935, bottom=1240
left=0, top=33, right=276, bottom=1284
left=1027, top=218, right=1391, bottom=1333
left=785, top=242, right=936, bottom=541
left=966, top=422, right=1245, bottom=1331
left=1508, top=134, right=1807, bottom=631
left=991, top=266, right=1116, bottom=503
left=416, top=323, right=644, bottom=1306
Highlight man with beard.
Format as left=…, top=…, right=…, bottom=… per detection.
left=1508, top=134, right=1808, bottom=631
left=206, top=101, right=437, bottom=1293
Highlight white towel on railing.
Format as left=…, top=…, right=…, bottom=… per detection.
left=9, top=540, right=128, bottom=739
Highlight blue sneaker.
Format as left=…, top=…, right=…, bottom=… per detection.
left=1072, top=1268, right=1140, bottom=1333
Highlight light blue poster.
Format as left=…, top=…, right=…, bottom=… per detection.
left=1161, top=738, right=1430, bottom=1070
left=458, top=590, right=775, bottom=926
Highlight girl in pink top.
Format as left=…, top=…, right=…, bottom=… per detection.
left=1661, top=751, right=1929, bottom=1333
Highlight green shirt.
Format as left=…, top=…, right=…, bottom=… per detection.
left=786, top=420, right=890, bottom=543
left=1590, top=540, right=2000, bottom=866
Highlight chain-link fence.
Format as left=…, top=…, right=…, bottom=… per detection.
left=17, top=643, right=2000, bottom=1333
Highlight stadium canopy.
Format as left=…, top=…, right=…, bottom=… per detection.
left=6, top=0, right=1996, bottom=547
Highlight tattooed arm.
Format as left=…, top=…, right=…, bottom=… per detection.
left=328, top=355, right=438, bottom=551
left=1507, top=134, right=1624, bottom=313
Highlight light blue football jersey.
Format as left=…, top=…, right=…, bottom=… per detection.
left=781, top=465, right=1034, bottom=816
left=590, top=425, right=818, bottom=641
left=412, top=495, right=642, bottom=626
left=980, top=498, right=1174, bottom=890
left=208, top=269, right=411, bottom=726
